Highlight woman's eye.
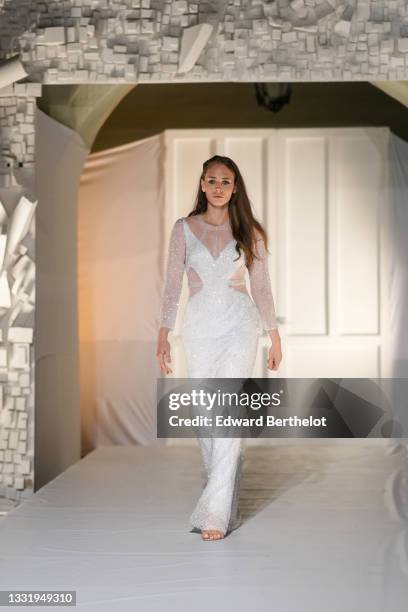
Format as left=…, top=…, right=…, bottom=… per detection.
left=207, top=179, right=231, bottom=186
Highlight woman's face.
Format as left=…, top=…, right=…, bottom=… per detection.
left=201, top=163, right=236, bottom=207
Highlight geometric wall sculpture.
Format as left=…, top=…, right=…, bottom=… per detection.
left=1, top=1, right=408, bottom=82
left=0, top=82, right=41, bottom=502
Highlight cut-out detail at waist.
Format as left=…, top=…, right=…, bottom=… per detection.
left=188, top=280, right=249, bottom=298
left=188, top=279, right=246, bottom=289
left=188, top=281, right=203, bottom=288
left=188, top=280, right=247, bottom=289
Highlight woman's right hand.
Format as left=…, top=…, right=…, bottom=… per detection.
left=156, top=328, right=172, bottom=375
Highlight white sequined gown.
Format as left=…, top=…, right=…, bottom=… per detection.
left=159, top=214, right=278, bottom=534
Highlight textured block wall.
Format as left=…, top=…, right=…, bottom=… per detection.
left=0, top=83, right=41, bottom=501
left=0, top=0, right=408, bottom=82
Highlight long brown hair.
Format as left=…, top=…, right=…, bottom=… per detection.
left=188, top=155, right=268, bottom=269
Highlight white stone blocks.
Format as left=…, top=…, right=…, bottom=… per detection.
left=12, top=0, right=408, bottom=83
left=15, top=397, right=26, bottom=410
left=253, top=19, right=268, bottom=35
left=334, top=20, right=351, bottom=37
left=14, top=477, right=24, bottom=490
left=0, top=57, right=28, bottom=90
left=178, top=24, right=213, bottom=73
left=171, top=1, right=188, bottom=15
left=40, top=27, right=66, bottom=45
left=0, top=97, right=35, bottom=495
left=162, top=36, right=179, bottom=52
left=8, top=432, right=18, bottom=450
left=20, top=459, right=30, bottom=474
left=398, top=38, right=408, bottom=53
left=8, top=328, right=33, bottom=344
left=381, top=39, right=394, bottom=53
left=9, top=345, right=29, bottom=370
left=282, top=31, right=297, bottom=44
left=290, top=0, right=308, bottom=19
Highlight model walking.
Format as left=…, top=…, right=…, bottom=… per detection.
left=157, top=155, right=282, bottom=541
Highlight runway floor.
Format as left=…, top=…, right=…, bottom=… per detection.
left=1, top=441, right=408, bottom=611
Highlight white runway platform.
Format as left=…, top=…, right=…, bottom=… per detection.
left=1, top=442, right=408, bottom=611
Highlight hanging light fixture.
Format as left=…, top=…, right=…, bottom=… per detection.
left=254, top=83, right=292, bottom=112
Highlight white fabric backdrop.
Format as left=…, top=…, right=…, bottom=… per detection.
left=77, top=131, right=408, bottom=449
left=78, top=134, right=165, bottom=451
left=389, top=133, right=408, bottom=438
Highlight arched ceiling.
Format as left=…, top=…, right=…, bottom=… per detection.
left=37, top=81, right=408, bottom=154
left=37, top=84, right=135, bottom=149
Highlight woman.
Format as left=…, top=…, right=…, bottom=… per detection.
left=157, top=155, right=282, bottom=541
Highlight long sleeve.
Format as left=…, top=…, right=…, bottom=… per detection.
left=159, top=218, right=186, bottom=330
left=248, top=235, right=278, bottom=331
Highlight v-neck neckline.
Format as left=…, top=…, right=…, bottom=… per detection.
left=183, top=218, right=235, bottom=262
left=197, top=215, right=230, bottom=229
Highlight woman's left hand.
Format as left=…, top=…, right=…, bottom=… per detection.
left=267, top=333, right=282, bottom=371
left=267, top=344, right=282, bottom=370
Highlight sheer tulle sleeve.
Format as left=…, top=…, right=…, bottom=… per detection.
left=159, top=218, right=186, bottom=330
left=248, top=235, right=278, bottom=331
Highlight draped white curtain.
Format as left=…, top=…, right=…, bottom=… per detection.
left=78, top=135, right=165, bottom=451
left=389, top=133, right=408, bottom=438
left=77, top=130, right=408, bottom=449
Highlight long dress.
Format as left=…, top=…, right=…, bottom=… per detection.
left=159, top=213, right=278, bottom=535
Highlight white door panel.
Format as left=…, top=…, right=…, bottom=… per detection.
left=282, top=135, right=327, bottom=336
left=223, top=136, right=267, bottom=221
left=287, top=344, right=380, bottom=378
left=332, top=134, right=383, bottom=336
